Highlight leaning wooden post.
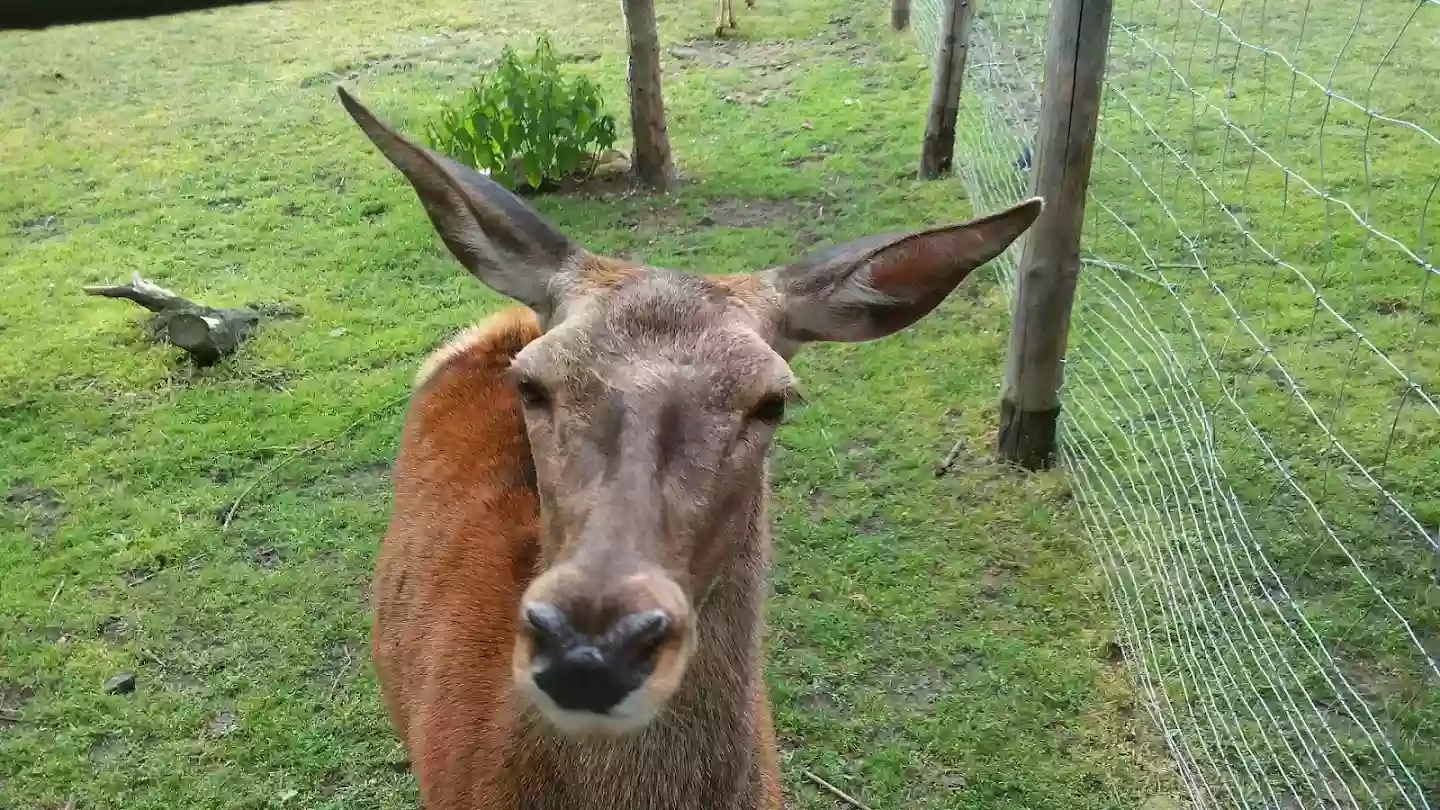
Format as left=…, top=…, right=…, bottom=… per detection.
left=918, top=0, right=976, bottom=179
left=891, top=0, right=910, bottom=30
left=621, top=0, right=677, bottom=190
left=997, top=0, right=1113, bottom=469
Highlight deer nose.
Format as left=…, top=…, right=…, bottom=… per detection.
left=522, top=603, right=673, bottom=714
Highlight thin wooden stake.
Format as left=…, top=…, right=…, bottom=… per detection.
left=891, top=0, right=910, bottom=30
left=919, top=0, right=976, bottom=179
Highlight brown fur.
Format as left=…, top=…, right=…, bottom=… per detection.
left=375, top=307, right=783, bottom=810
left=373, top=308, right=542, bottom=807
left=338, top=85, right=1040, bottom=810
left=715, top=0, right=757, bottom=36
left=566, top=253, right=642, bottom=294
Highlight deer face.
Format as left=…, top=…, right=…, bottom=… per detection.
left=339, top=88, right=1042, bottom=737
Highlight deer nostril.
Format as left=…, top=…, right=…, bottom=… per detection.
left=605, top=609, right=672, bottom=666
left=523, top=607, right=676, bottom=715
left=522, top=602, right=574, bottom=655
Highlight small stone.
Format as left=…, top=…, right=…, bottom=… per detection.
left=328, top=327, right=347, bottom=338
left=669, top=47, right=701, bottom=60
left=103, top=672, right=136, bottom=695
left=207, top=711, right=238, bottom=738
left=1101, top=640, right=1126, bottom=664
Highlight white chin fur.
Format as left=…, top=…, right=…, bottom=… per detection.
left=519, top=678, right=660, bottom=737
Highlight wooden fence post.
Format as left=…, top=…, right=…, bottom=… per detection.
left=621, top=0, right=676, bottom=190
left=997, top=0, right=1113, bottom=469
left=918, top=0, right=976, bottom=179
left=891, top=0, right=910, bottom=30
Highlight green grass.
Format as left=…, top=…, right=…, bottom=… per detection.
left=1080, top=2, right=1440, bottom=801
left=0, top=1, right=1175, bottom=808
left=937, top=0, right=1439, bottom=805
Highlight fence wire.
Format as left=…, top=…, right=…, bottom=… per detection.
left=912, top=0, right=1439, bottom=807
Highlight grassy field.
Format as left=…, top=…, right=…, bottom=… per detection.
left=931, top=0, right=1440, bottom=805
left=0, top=1, right=1179, bottom=808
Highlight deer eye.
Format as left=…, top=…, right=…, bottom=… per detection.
left=751, top=393, right=787, bottom=425
left=515, top=378, right=550, bottom=408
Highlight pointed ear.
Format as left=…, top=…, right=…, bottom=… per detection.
left=337, top=86, right=576, bottom=314
left=767, top=197, right=1043, bottom=344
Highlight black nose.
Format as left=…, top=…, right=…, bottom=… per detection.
left=523, top=603, right=673, bottom=714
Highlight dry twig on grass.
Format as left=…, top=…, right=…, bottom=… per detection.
left=801, top=769, right=878, bottom=810
left=221, top=393, right=410, bottom=530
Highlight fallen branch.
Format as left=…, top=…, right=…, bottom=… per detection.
left=84, top=272, right=262, bottom=366
left=802, top=770, right=877, bottom=810
left=325, top=644, right=355, bottom=702
left=47, top=576, right=66, bottom=611
left=935, top=436, right=967, bottom=477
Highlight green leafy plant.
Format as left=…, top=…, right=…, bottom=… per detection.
left=425, top=33, right=618, bottom=192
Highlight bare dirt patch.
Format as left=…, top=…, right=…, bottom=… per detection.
left=204, top=196, right=245, bottom=213
left=299, top=53, right=419, bottom=87
left=633, top=198, right=820, bottom=235
left=0, top=682, right=35, bottom=726
left=87, top=734, right=127, bottom=764
left=979, top=564, right=1017, bottom=599
left=97, top=615, right=132, bottom=643
left=802, top=487, right=831, bottom=520
left=329, top=460, right=391, bottom=497
left=666, top=40, right=797, bottom=71
left=11, top=213, right=63, bottom=240
left=4, top=483, right=65, bottom=540
left=245, top=545, right=284, bottom=571
left=206, top=711, right=239, bottom=739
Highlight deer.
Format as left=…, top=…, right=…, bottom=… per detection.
left=336, top=85, right=1042, bottom=810
left=715, top=0, right=755, bottom=36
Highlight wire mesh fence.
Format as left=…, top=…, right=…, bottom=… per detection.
left=911, top=0, right=1440, bottom=807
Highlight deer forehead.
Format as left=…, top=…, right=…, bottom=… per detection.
left=514, top=267, right=795, bottom=403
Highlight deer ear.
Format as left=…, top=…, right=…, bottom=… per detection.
left=337, top=87, right=575, bottom=314
left=767, top=197, right=1043, bottom=344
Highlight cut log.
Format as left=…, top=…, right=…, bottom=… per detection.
left=84, top=272, right=262, bottom=366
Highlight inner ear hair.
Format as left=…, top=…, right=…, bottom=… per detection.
left=770, top=196, right=1044, bottom=344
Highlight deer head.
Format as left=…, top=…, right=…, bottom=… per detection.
left=339, top=87, right=1041, bottom=738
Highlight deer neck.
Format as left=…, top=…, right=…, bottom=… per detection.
left=510, top=485, right=772, bottom=810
